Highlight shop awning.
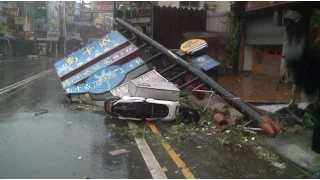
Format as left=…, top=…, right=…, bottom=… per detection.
left=66, top=36, right=83, bottom=41
left=36, top=38, right=59, bottom=42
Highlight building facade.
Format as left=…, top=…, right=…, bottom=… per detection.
left=33, top=1, right=60, bottom=56
left=238, top=2, right=303, bottom=78
left=0, top=1, right=37, bottom=57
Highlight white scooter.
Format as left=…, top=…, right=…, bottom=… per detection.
left=104, top=96, right=200, bottom=123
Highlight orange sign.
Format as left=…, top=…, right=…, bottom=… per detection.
left=245, top=1, right=289, bottom=11
left=180, top=39, right=206, bottom=53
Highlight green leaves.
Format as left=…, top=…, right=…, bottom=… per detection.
left=227, top=11, right=242, bottom=67
left=284, top=10, right=301, bottom=24
left=311, top=8, right=320, bottom=29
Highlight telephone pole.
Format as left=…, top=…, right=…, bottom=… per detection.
left=59, top=1, right=66, bottom=55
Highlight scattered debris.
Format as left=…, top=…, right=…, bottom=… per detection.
left=271, top=162, right=286, bottom=169
left=211, top=112, right=229, bottom=125
left=225, top=130, right=231, bottom=134
left=34, top=109, right=49, bottom=116
left=251, top=137, right=255, bottom=141
left=66, top=121, right=72, bottom=125
left=161, top=167, right=168, bottom=172
left=106, top=132, right=114, bottom=138
left=78, top=156, right=82, bottom=160
left=283, top=125, right=303, bottom=133
left=109, top=149, right=130, bottom=156
left=196, top=146, right=202, bottom=149
left=175, top=170, right=178, bottom=174
left=237, top=128, right=257, bottom=134
left=206, top=133, right=212, bottom=136
left=218, top=136, right=227, bottom=145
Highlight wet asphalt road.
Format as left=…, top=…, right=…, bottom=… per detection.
left=0, top=58, right=152, bottom=178
left=0, top=57, right=309, bottom=179
left=0, top=57, right=56, bottom=89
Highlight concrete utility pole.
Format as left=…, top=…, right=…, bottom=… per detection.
left=59, top=1, right=66, bottom=55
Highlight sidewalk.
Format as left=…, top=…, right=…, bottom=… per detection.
left=218, top=73, right=298, bottom=103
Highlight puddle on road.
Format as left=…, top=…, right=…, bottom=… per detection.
left=218, top=73, right=300, bottom=102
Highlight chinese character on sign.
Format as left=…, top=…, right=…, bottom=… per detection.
left=65, top=56, right=78, bottom=66
left=119, top=68, right=125, bottom=74
left=135, top=58, right=142, bottom=64
left=82, top=47, right=94, bottom=56
left=84, top=70, right=92, bottom=76
left=84, top=84, right=92, bottom=90
left=93, top=65, right=100, bottom=71
left=128, top=63, right=134, bottom=68
left=99, top=37, right=115, bottom=48
left=102, top=76, right=109, bottom=82
left=113, top=54, right=120, bottom=60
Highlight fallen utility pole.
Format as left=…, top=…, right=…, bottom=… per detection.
left=115, top=18, right=278, bottom=135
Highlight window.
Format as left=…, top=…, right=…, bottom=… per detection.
left=179, top=1, right=200, bottom=8
left=266, top=45, right=282, bottom=56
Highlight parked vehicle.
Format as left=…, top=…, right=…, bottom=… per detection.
left=104, top=96, right=200, bottom=123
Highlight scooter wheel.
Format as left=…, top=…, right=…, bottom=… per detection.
left=104, top=96, right=121, bottom=115
left=178, top=103, right=200, bottom=123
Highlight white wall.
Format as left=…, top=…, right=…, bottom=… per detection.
left=214, top=1, right=230, bottom=12
left=157, top=1, right=180, bottom=8
left=157, top=1, right=205, bottom=9
left=198, top=2, right=205, bottom=10
left=244, top=45, right=253, bottom=71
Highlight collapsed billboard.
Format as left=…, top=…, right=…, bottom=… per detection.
left=54, top=31, right=146, bottom=95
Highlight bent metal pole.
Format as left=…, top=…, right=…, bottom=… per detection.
left=114, top=18, right=266, bottom=126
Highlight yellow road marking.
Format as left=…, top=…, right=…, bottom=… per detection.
left=147, top=122, right=196, bottom=179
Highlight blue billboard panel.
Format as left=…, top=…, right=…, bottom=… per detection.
left=65, top=57, right=145, bottom=95
left=54, top=31, right=127, bottom=78
left=61, top=44, right=138, bottom=89
left=191, top=55, right=221, bottom=71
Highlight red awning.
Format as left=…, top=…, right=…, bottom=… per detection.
left=245, top=1, right=291, bottom=11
